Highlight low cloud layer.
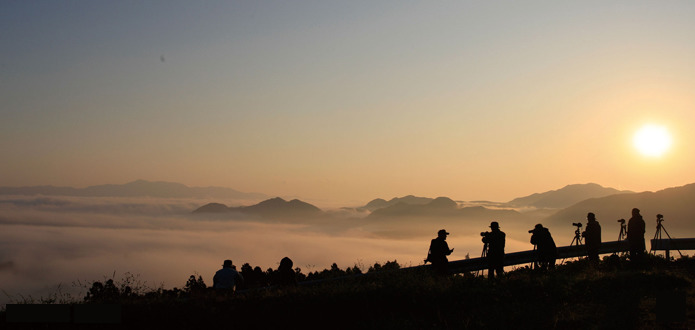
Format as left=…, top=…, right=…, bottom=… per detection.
left=0, top=196, right=562, bottom=307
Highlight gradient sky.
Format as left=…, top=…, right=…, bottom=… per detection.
left=2, top=1, right=695, bottom=205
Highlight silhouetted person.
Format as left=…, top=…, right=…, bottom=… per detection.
left=482, top=221, right=505, bottom=279
left=627, top=208, right=646, bottom=260
left=213, top=259, right=244, bottom=292
left=530, top=224, right=557, bottom=270
left=582, top=212, right=602, bottom=262
left=276, top=256, right=297, bottom=286
left=425, top=229, right=454, bottom=276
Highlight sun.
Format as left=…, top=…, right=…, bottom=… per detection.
left=633, top=124, right=672, bottom=157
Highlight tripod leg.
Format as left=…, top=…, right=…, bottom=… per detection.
left=661, top=226, right=683, bottom=258
left=476, top=245, right=487, bottom=277
left=651, top=226, right=661, bottom=254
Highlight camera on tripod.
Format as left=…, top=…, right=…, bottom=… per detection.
left=572, top=222, right=582, bottom=228
left=617, top=219, right=625, bottom=224
left=480, top=231, right=490, bottom=238
left=657, top=214, right=664, bottom=223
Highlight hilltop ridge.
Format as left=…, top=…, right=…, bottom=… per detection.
left=0, top=180, right=267, bottom=200
left=507, top=183, right=633, bottom=209
left=193, top=197, right=322, bottom=218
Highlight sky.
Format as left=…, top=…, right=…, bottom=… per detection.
left=3, top=1, right=695, bottom=206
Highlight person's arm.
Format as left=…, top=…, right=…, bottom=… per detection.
left=445, top=242, right=453, bottom=255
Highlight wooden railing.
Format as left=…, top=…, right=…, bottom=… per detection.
left=297, top=238, right=692, bottom=285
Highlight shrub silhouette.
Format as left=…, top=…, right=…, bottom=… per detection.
left=84, top=279, right=128, bottom=303
left=184, top=275, right=206, bottom=292
left=368, top=260, right=400, bottom=272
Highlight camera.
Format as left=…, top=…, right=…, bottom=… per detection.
left=657, top=214, right=664, bottom=222
left=480, top=231, right=490, bottom=237
left=617, top=219, right=625, bottom=224
left=572, top=222, right=582, bottom=228
left=528, top=229, right=535, bottom=233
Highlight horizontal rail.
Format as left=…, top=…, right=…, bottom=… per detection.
left=296, top=238, right=692, bottom=285
left=446, top=240, right=632, bottom=273
left=650, top=238, right=695, bottom=251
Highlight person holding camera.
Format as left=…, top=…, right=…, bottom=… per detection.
left=481, top=221, right=505, bottom=279
left=627, top=208, right=646, bottom=260
left=425, top=229, right=454, bottom=276
left=582, top=212, right=602, bottom=262
left=530, top=224, right=557, bottom=270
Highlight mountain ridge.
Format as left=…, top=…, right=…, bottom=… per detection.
left=507, top=183, right=634, bottom=209
left=193, top=197, right=322, bottom=219
left=0, top=180, right=267, bottom=200
left=543, top=183, right=695, bottom=234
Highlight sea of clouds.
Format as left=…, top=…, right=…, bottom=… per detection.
left=0, top=195, right=535, bottom=308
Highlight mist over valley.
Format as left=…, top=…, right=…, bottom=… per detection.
left=2, top=180, right=695, bottom=308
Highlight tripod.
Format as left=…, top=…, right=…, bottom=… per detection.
left=614, top=219, right=627, bottom=256
left=476, top=242, right=488, bottom=277
left=560, top=224, right=584, bottom=264
left=571, top=225, right=583, bottom=246
left=651, top=216, right=682, bottom=258
left=618, top=220, right=627, bottom=242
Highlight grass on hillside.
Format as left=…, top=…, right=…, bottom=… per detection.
left=2, top=255, right=694, bottom=329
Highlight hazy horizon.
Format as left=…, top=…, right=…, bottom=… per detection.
left=0, top=178, right=653, bottom=207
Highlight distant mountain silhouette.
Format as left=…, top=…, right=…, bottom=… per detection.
left=360, top=195, right=435, bottom=212
left=192, top=202, right=231, bottom=213
left=365, top=196, right=524, bottom=221
left=193, top=197, right=322, bottom=218
left=368, top=197, right=457, bottom=218
left=544, top=183, right=695, bottom=235
left=507, top=183, right=633, bottom=209
left=0, top=180, right=267, bottom=200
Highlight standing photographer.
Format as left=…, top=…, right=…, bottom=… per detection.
left=530, top=224, right=557, bottom=270
left=627, top=208, right=646, bottom=260
left=582, top=212, right=602, bottom=262
left=481, top=221, right=505, bottom=279
left=425, top=229, right=454, bottom=276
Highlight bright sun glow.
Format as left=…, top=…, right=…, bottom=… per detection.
left=633, top=124, right=672, bottom=157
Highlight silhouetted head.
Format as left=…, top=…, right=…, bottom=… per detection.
left=490, top=221, right=500, bottom=230
left=279, top=257, right=293, bottom=270
left=587, top=212, right=595, bottom=221
left=632, top=208, right=640, bottom=216
left=223, top=260, right=233, bottom=268
left=438, top=229, right=449, bottom=238
left=535, top=224, right=543, bottom=230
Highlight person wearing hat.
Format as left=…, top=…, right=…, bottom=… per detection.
left=582, top=212, right=602, bottom=262
left=425, top=229, right=454, bottom=275
left=213, top=259, right=244, bottom=291
left=530, top=224, right=557, bottom=270
left=627, top=208, right=646, bottom=260
left=482, top=221, right=505, bottom=279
